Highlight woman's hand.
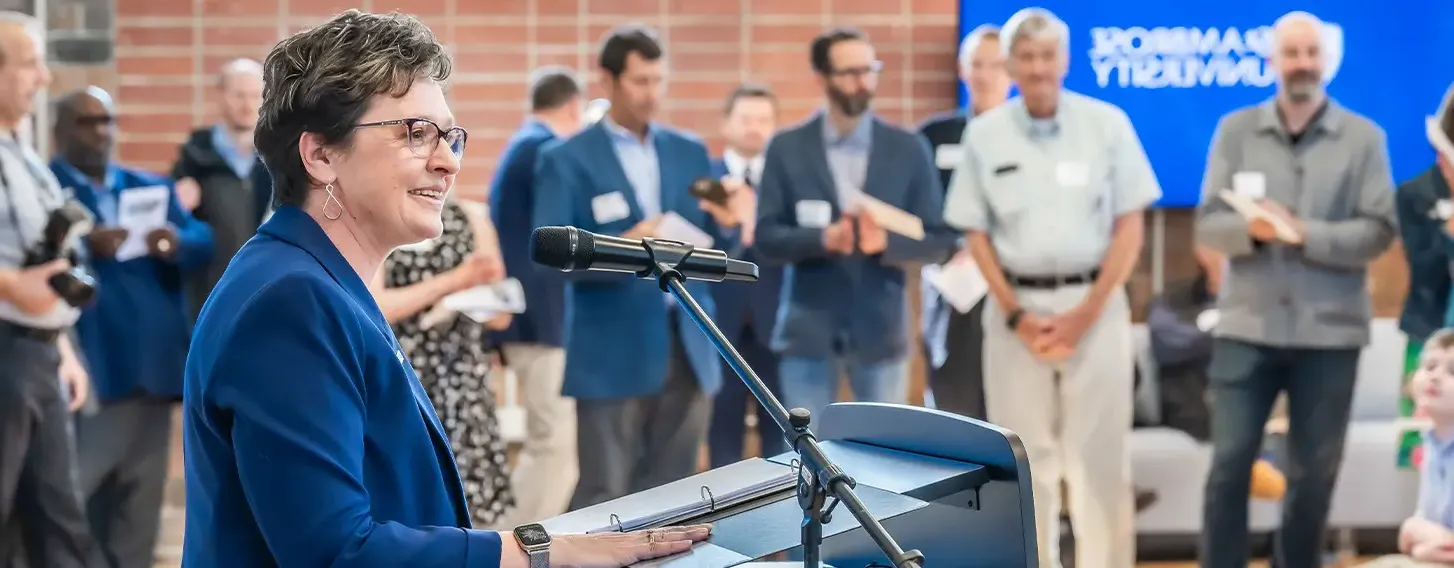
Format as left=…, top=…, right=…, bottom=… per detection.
left=447, top=252, right=504, bottom=291
left=547, top=525, right=712, bottom=568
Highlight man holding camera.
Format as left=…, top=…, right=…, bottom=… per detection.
left=0, top=11, right=96, bottom=568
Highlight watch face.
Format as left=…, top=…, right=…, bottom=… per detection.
left=515, top=523, right=551, bottom=547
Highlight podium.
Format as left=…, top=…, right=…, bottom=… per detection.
left=541, top=402, right=1038, bottom=567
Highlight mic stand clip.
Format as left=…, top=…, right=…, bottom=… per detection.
left=641, top=237, right=925, bottom=568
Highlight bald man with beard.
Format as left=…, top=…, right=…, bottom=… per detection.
left=1194, top=11, right=1396, bottom=568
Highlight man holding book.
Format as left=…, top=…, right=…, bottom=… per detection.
left=1193, top=11, right=1397, bottom=568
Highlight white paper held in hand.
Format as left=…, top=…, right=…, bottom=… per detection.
left=114, top=185, right=172, bottom=262
left=856, top=194, right=925, bottom=241
left=655, top=211, right=715, bottom=248
left=922, top=258, right=987, bottom=313
left=1216, top=189, right=1302, bottom=245
left=441, top=278, right=527, bottom=324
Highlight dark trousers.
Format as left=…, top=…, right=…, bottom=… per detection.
left=76, top=397, right=172, bottom=568
left=707, top=323, right=787, bottom=468
left=1200, top=338, right=1360, bottom=568
left=568, top=314, right=712, bottom=510
left=0, top=325, right=92, bottom=568
left=927, top=299, right=987, bottom=420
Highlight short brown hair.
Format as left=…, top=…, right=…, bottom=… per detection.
left=254, top=10, right=452, bottom=208
left=723, top=83, right=776, bottom=116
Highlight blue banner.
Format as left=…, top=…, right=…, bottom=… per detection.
left=958, top=3, right=1454, bottom=208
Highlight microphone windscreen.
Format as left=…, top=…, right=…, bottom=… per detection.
left=530, top=226, right=592, bottom=270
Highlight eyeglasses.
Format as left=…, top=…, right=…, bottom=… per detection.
left=828, top=60, right=884, bottom=79
left=355, top=117, right=468, bottom=159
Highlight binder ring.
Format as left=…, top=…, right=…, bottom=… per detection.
left=700, top=485, right=717, bottom=511
left=609, top=513, right=623, bottom=532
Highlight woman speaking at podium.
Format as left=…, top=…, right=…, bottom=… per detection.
left=178, top=10, right=708, bottom=567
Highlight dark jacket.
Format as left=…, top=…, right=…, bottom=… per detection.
left=488, top=121, right=564, bottom=347
left=1146, top=275, right=1216, bottom=441
left=171, top=127, right=273, bottom=321
left=1395, top=166, right=1452, bottom=343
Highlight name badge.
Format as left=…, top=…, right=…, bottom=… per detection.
left=795, top=200, right=832, bottom=229
left=1232, top=171, right=1266, bottom=200
left=935, top=144, right=961, bottom=170
left=1055, top=161, right=1089, bottom=187
left=1434, top=199, right=1453, bottom=221
left=591, top=191, right=631, bottom=224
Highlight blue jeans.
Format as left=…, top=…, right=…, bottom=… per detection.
left=777, top=355, right=910, bottom=426
left=1200, top=338, right=1360, bottom=568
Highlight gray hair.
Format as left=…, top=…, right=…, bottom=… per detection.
left=958, top=24, right=1001, bottom=68
left=217, top=57, right=263, bottom=89
left=1001, top=7, right=1070, bottom=59
left=0, top=11, right=43, bottom=66
left=1270, top=11, right=1325, bottom=54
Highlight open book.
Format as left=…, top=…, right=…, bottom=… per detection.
left=1217, top=189, right=1302, bottom=245
left=586, top=470, right=797, bottom=534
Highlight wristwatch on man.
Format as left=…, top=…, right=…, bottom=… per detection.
left=513, top=523, right=551, bottom=568
left=1005, top=307, right=1026, bottom=330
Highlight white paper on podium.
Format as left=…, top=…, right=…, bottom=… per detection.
left=440, top=278, right=527, bottom=323
left=922, top=258, right=987, bottom=314
left=656, top=211, right=714, bottom=248
left=114, top=185, right=171, bottom=262
left=857, top=194, right=925, bottom=241
left=1217, top=189, right=1302, bottom=245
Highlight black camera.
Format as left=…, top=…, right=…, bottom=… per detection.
left=21, top=201, right=98, bottom=308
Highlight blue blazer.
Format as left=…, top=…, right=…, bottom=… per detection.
left=1396, top=165, right=1453, bottom=342
left=181, top=206, right=500, bottom=567
left=533, top=122, right=730, bottom=399
left=52, top=160, right=213, bottom=401
left=489, top=120, right=565, bottom=347
left=755, top=114, right=958, bottom=362
left=709, top=158, right=783, bottom=343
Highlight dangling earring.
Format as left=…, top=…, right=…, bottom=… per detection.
left=322, top=183, right=342, bottom=221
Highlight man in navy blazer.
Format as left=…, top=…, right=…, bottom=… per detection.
left=755, top=28, right=958, bottom=421
left=533, top=25, right=751, bottom=509
left=488, top=66, right=583, bottom=526
left=50, top=88, right=213, bottom=568
left=706, top=84, right=789, bottom=468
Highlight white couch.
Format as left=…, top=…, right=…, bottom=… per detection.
left=1130, top=318, right=1422, bottom=538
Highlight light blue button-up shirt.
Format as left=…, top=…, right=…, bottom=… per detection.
left=602, top=117, right=662, bottom=219
left=944, top=91, right=1162, bottom=276
left=823, top=112, right=874, bottom=210
left=1418, top=429, right=1454, bottom=529
left=211, top=124, right=255, bottom=180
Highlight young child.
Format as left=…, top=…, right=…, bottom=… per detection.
left=1372, top=329, right=1454, bottom=566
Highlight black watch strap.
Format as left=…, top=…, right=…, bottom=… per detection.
left=1005, top=307, right=1025, bottom=330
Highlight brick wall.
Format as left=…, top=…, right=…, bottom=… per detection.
left=64, top=0, right=964, bottom=198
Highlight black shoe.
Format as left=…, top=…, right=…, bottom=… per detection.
left=1134, top=488, right=1159, bottom=512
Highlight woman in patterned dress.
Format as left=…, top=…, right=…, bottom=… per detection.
left=369, top=197, right=515, bottom=527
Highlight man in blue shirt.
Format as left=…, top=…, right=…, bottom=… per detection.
left=755, top=27, right=958, bottom=422
left=534, top=25, right=752, bottom=509
left=489, top=66, right=583, bottom=527
left=51, top=87, right=213, bottom=568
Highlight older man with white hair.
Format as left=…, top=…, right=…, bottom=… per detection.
left=1194, top=11, right=1396, bottom=568
left=943, top=7, right=1159, bottom=567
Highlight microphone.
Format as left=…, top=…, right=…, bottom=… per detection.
left=530, top=226, right=759, bottom=283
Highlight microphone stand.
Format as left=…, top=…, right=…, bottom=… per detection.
left=640, top=238, right=925, bottom=568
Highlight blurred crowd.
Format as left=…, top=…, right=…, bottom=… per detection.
left=0, top=4, right=1450, bottom=568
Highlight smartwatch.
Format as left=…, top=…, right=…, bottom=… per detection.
left=1005, top=307, right=1026, bottom=330
left=513, top=523, right=551, bottom=568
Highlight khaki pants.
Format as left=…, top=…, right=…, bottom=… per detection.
left=983, top=285, right=1135, bottom=568
left=494, top=343, right=577, bottom=528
